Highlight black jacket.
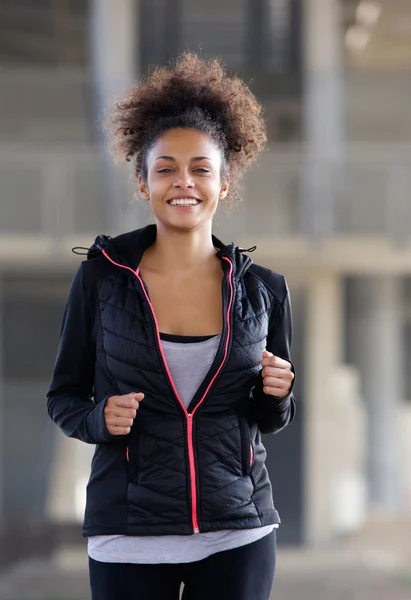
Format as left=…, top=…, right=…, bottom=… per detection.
left=47, top=225, right=295, bottom=536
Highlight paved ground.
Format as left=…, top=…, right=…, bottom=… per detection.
left=0, top=517, right=410, bottom=600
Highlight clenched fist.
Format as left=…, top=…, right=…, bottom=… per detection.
left=104, top=392, right=144, bottom=436
left=261, top=351, right=294, bottom=399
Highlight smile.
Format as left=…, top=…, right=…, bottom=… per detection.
left=167, top=198, right=201, bottom=206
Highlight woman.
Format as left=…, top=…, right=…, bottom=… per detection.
left=47, top=53, right=295, bottom=600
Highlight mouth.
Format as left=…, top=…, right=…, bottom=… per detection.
left=166, top=196, right=202, bottom=207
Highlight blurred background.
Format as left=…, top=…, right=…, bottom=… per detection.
left=0, top=0, right=410, bottom=598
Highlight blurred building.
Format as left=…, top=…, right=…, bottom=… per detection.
left=0, top=0, right=410, bottom=556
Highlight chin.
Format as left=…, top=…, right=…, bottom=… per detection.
left=159, top=217, right=209, bottom=231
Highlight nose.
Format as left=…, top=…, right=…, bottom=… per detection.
left=173, top=171, right=194, bottom=189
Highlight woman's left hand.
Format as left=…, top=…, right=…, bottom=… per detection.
left=261, top=351, right=294, bottom=398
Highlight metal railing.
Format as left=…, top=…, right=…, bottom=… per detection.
left=1, top=143, right=411, bottom=244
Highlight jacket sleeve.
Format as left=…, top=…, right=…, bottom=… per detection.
left=252, top=278, right=296, bottom=435
left=47, top=264, right=118, bottom=444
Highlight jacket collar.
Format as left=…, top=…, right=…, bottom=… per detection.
left=87, top=224, right=255, bottom=279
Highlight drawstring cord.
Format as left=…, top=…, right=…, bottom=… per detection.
left=238, top=245, right=257, bottom=253
left=72, top=235, right=112, bottom=258
left=71, top=247, right=89, bottom=256
left=73, top=239, right=256, bottom=257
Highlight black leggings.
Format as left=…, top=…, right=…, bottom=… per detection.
left=89, top=530, right=276, bottom=600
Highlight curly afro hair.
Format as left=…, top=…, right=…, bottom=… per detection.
left=107, top=53, right=267, bottom=204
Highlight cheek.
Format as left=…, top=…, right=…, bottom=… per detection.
left=205, top=174, right=223, bottom=193
left=146, top=174, right=164, bottom=193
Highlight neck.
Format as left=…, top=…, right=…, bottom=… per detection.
left=145, top=222, right=218, bottom=273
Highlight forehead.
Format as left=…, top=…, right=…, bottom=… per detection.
left=148, top=128, right=221, bottom=162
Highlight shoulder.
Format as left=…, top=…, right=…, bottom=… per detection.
left=77, top=255, right=118, bottom=290
left=246, top=263, right=288, bottom=305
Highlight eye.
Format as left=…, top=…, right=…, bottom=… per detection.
left=194, top=168, right=210, bottom=173
left=157, top=168, right=174, bottom=174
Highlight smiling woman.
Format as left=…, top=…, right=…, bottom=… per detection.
left=139, top=128, right=227, bottom=234
left=47, top=52, right=295, bottom=600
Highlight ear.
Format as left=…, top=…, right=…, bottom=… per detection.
left=219, top=179, right=229, bottom=200
left=138, top=175, right=150, bottom=201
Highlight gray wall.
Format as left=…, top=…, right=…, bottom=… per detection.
left=1, top=272, right=72, bottom=518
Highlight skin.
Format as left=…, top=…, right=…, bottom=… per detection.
left=105, top=128, right=293, bottom=436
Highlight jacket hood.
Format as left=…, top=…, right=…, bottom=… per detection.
left=84, top=224, right=256, bottom=279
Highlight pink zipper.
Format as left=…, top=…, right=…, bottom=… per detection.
left=102, top=249, right=234, bottom=534
left=250, top=441, right=254, bottom=469
left=186, top=414, right=198, bottom=531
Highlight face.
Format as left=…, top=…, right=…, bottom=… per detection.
left=139, top=128, right=229, bottom=232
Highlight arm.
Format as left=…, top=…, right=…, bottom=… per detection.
left=47, top=265, right=117, bottom=444
left=252, top=279, right=296, bottom=435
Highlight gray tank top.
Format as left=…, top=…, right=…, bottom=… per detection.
left=88, top=333, right=275, bottom=564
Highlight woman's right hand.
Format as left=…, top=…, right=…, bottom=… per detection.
left=104, top=393, right=144, bottom=436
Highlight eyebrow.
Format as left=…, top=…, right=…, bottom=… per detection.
left=154, top=155, right=212, bottom=162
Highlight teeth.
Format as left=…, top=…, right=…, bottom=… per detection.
left=169, top=198, right=200, bottom=206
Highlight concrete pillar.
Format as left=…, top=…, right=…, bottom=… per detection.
left=45, top=0, right=141, bottom=524
left=0, top=273, right=3, bottom=517
left=89, top=0, right=141, bottom=234
left=305, top=270, right=343, bottom=544
left=47, top=436, right=94, bottom=523
left=90, top=0, right=138, bottom=116
left=347, top=277, right=404, bottom=512
left=302, top=0, right=345, bottom=237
